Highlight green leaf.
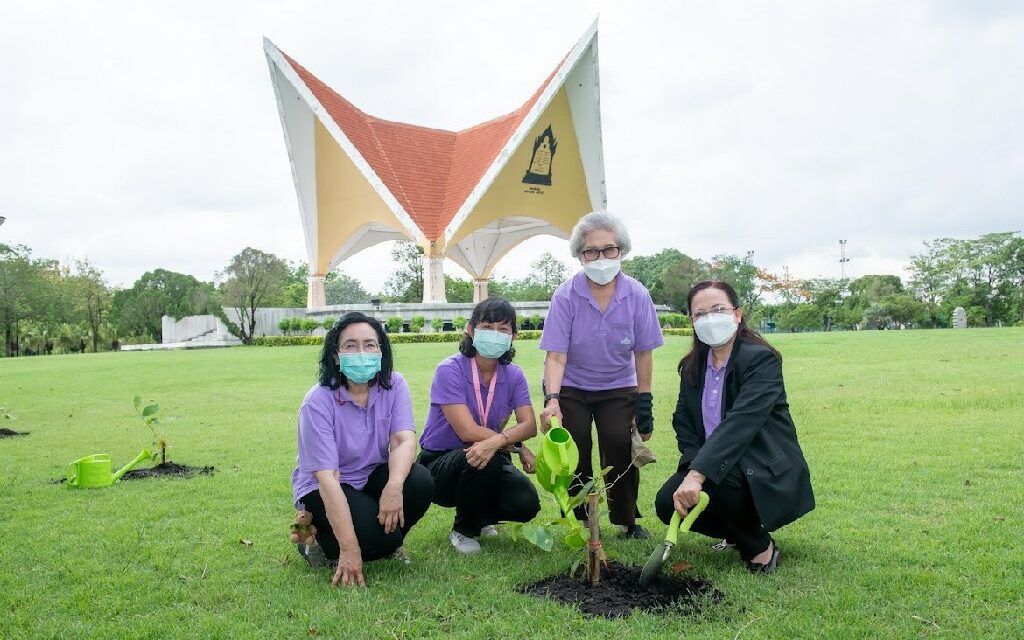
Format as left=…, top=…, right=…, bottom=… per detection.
left=567, top=484, right=596, bottom=510
left=142, top=404, right=159, bottom=417
left=563, top=527, right=589, bottom=551
left=521, top=524, right=554, bottom=552
left=133, top=395, right=142, bottom=411
left=570, top=556, right=585, bottom=577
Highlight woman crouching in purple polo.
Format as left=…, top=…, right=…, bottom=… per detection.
left=291, top=312, right=434, bottom=587
left=417, top=297, right=541, bottom=555
left=540, top=211, right=665, bottom=539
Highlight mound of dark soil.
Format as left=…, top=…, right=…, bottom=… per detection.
left=518, top=561, right=722, bottom=619
left=0, top=428, right=29, bottom=438
left=119, top=461, right=216, bottom=480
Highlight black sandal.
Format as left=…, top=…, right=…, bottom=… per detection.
left=746, top=543, right=780, bottom=574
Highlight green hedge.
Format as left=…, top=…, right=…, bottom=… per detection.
left=662, top=328, right=693, bottom=336
left=251, top=336, right=323, bottom=346
left=250, top=329, right=684, bottom=347
left=251, top=329, right=546, bottom=347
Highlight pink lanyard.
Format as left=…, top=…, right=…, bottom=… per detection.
left=470, top=358, right=498, bottom=428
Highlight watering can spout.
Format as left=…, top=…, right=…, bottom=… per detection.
left=111, top=449, right=153, bottom=482
left=536, top=421, right=580, bottom=515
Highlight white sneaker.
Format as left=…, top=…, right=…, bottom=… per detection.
left=480, top=525, right=499, bottom=538
left=449, top=531, right=481, bottom=554
left=391, top=546, right=412, bottom=565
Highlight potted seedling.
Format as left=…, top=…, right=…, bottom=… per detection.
left=135, top=395, right=169, bottom=464
left=125, top=396, right=213, bottom=480
left=0, top=406, right=27, bottom=438
left=508, top=423, right=612, bottom=585
left=515, top=422, right=721, bottom=618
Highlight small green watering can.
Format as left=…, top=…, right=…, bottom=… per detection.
left=66, top=449, right=153, bottom=489
left=534, top=421, right=579, bottom=515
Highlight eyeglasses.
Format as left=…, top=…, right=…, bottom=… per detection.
left=339, top=340, right=380, bottom=353
left=690, top=305, right=737, bottom=321
left=580, top=246, right=621, bottom=262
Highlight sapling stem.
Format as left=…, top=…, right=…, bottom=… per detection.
left=587, top=493, right=601, bottom=587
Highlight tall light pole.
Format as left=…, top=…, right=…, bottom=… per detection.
left=839, top=239, right=850, bottom=280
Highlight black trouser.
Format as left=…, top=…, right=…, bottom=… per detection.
left=418, top=448, right=541, bottom=538
left=560, top=386, right=640, bottom=526
left=298, top=462, right=433, bottom=561
left=654, top=463, right=772, bottom=562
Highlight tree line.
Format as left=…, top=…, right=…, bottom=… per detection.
left=618, top=232, right=1023, bottom=331
left=2, top=231, right=1020, bottom=356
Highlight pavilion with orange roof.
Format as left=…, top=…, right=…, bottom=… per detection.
left=264, top=21, right=605, bottom=306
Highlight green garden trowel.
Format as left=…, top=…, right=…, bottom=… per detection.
left=639, top=490, right=710, bottom=587
left=534, top=421, right=579, bottom=516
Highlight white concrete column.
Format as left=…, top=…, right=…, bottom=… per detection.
left=307, top=274, right=326, bottom=309
left=473, top=278, right=490, bottom=303
left=422, top=256, right=447, bottom=303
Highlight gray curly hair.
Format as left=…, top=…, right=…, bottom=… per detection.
left=568, top=211, right=632, bottom=259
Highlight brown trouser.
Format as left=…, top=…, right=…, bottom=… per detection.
left=560, top=385, right=640, bottom=526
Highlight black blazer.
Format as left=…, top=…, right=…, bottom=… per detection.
left=672, top=337, right=814, bottom=531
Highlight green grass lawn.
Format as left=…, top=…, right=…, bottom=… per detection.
left=1, top=329, right=1022, bottom=639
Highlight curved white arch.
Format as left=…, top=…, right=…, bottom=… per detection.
left=445, top=216, right=569, bottom=278
left=326, top=221, right=413, bottom=272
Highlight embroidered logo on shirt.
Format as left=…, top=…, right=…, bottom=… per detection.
left=620, top=336, right=632, bottom=346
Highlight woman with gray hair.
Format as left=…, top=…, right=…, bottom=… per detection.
left=539, top=211, right=664, bottom=538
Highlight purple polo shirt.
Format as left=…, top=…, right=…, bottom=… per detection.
left=291, top=373, right=415, bottom=502
left=539, top=270, right=664, bottom=391
left=702, top=350, right=729, bottom=438
left=419, top=354, right=532, bottom=451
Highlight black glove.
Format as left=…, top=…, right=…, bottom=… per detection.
left=635, top=392, right=654, bottom=435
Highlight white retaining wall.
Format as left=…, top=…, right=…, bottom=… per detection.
left=161, top=315, right=237, bottom=344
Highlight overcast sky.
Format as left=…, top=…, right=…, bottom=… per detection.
left=1, top=1, right=1021, bottom=292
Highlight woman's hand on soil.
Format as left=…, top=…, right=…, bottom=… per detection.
left=673, top=472, right=705, bottom=517
left=332, top=548, right=365, bottom=588
left=377, top=482, right=405, bottom=534
left=464, top=438, right=499, bottom=470
left=518, top=445, right=536, bottom=474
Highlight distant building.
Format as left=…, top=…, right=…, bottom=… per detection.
left=264, top=21, right=605, bottom=306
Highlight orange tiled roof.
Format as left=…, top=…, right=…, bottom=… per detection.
left=282, top=52, right=562, bottom=241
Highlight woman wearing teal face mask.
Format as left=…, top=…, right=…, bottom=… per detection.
left=417, top=298, right=541, bottom=554
left=291, top=312, right=433, bottom=586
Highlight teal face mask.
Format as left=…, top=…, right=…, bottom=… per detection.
left=472, top=329, right=512, bottom=359
left=339, top=352, right=382, bottom=384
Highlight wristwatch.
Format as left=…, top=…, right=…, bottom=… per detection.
left=543, top=392, right=560, bottom=404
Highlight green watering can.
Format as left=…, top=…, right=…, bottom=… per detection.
left=534, top=421, right=579, bottom=515
left=67, top=449, right=153, bottom=489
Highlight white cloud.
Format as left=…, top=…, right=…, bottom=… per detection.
left=1, top=0, right=1021, bottom=292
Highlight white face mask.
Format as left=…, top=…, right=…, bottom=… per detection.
left=694, top=313, right=738, bottom=347
left=583, top=258, right=620, bottom=285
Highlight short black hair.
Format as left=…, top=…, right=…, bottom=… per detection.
left=319, top=312, right=393, bottom=390
left=458, top=297, right=517, bottom=365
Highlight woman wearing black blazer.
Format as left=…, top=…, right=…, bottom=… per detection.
left=655, top=280, right=814, bottom=573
